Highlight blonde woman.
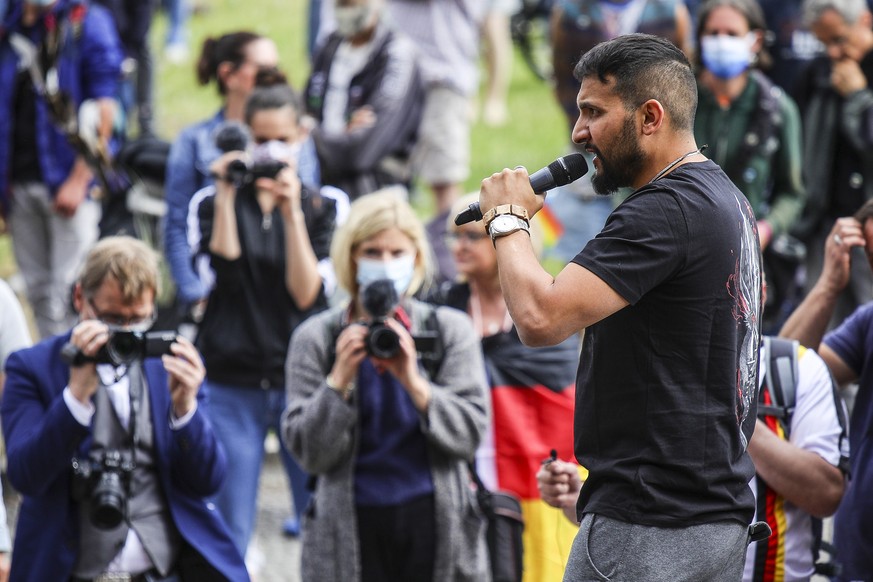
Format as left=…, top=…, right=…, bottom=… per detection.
left=282, top=190, right=491, bottom=582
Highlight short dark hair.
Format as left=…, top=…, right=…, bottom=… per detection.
left=244, top=80, right=303, bottom=125
left=573, top=34, right=697, bottom=131
left=854, top=198, right=873, bottom=225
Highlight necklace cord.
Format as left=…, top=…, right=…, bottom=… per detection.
left=649, top=144, right=708, bottom=183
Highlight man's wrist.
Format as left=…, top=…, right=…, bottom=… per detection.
left=482, top=204, right=530, bottom=228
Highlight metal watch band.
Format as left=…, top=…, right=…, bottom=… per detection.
left=488, top=214, right=531, bottom=246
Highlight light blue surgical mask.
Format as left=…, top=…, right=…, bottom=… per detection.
left=26, top=0, right=55, bottom=7
left=356, top=255, right=415, bottom=298
left=700, top=33, right=756, bottom=79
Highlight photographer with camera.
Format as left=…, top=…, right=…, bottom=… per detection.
left=281, top=190, right=490, bottom=582
left=188, top=78, right=342, bottom=562
left=0, top=236, right=248, bottom=582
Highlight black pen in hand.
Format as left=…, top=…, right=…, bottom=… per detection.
left=542, top=449, right=558, bottom=466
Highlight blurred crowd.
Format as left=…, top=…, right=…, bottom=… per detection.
left=1, top=0, right=873, bottom=580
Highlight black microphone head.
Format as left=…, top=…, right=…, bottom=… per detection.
left=550, top=153, right=589, bottom=187
left=214, top=121, right=251, bottom=153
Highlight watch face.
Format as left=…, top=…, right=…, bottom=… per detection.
left=491, top=215, right=516, bottom=233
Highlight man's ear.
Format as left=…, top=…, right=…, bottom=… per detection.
left=71, top=283, right=84, bottom=314
left=639, top=99, right=666, bottom=136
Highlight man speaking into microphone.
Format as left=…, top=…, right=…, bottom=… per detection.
left=477, top=34, right=763, bottom=580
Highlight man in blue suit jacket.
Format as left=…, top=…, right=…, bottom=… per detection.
left=1, top=236, right=249, bottom=582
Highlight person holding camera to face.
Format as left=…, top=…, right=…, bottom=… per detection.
left=281, top=191, right=491, bottom=582
left=188, top=76, right=342, bottom=562
left=0, top=236, right=248, bottom=582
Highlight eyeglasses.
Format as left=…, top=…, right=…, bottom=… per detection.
left=87, top=298, right=157, bottom=331
left=445, top=231, right=489, bottom=245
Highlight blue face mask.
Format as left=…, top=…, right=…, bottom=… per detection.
left=356, top=255, right=415, bottom=298
left=700, top=34, right=755, bottom=79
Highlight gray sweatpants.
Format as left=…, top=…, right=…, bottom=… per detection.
left=10, top=181, right=100, bottom=338
left=563, top=513, right=748, bottom=582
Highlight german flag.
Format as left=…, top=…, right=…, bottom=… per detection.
left=477, top=329, right=581, bottom=582
left=751, top=388, right=789, bottom=581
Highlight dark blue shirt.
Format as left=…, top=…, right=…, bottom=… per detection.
left=353, top=359, right=434, bottom=507
left=824, top=302, right=873, bottom=580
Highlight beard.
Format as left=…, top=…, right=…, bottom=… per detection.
left=590, top=114, right=645, bottom=195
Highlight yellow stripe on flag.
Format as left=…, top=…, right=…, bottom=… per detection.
left=520, top=466, right=589, bottom=582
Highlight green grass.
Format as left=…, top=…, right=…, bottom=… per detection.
left=0, top=1, right=568, bottom=275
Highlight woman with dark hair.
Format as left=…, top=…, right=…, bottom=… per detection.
left=188, top=79, right=342, bottom=563
left=164, top=31, right=283, bottom=310
left=693, top=0, right=806, bottom=330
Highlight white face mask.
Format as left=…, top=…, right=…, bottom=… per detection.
left=335, top=4, right=375, bottom=38
left=27, top=0, right=56, bottom=6
left=251, top=139, right=302, bottom=166
left=700, top=33, right=757, bottom=80
left=356, top=255, right=415, bottom=298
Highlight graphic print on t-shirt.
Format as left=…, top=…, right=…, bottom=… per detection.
left=728, top=195, right=762, bottom=449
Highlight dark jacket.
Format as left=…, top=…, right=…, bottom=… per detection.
left=306, top=24, right=424, bottom=199
left=0, top=0, right=123, bottom=207
left=792, top=53, right=873, bottom=240
left=194, top=184, right=336, bottom=388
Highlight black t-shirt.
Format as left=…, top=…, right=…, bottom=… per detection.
left=11, top=70, right=42, bottom=183
left=572, top=159, right=760, bottom=527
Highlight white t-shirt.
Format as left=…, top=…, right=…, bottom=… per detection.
left=0, top=278, right=31, bottom=370
left=743, top=345, right=849, bottom=581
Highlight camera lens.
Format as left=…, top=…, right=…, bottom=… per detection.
left=367, top=324, right=401, bottom=359
left=90, top=471, right=126, bottom=530
left=105, top=331, right=144, bottom=366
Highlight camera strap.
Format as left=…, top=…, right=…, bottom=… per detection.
left=126, top=362, right=143, bottom=453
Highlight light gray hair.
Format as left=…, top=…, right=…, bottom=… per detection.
left=802, top=0, right=868, bottom=26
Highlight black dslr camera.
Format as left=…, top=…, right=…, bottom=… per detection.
left=361, top=279, right=403, bottom=358
left=213, top=121, right=288, bottom=188
left=62, top=330, right=177, bottom=368
left=71, top=449, right=135, bottom=529
left=359, top=279, right=441, bottom=360
left=224, top=157, right=287, bottom=188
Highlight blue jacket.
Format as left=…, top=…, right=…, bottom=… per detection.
left=164, top=110, right=322, bottom=303
left=0, top=0, right=123, bottom=208
left=1, top=333, right=250, bottom=582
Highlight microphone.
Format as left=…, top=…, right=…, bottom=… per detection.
left=454, top=153, right=589, bottom=226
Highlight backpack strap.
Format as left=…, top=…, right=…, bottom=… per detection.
left=759, top=336, right=799, bottom=439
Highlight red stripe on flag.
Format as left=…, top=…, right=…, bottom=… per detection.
left=491, top=384, right=576, bottom=499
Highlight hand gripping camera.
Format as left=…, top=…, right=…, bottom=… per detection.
left=359, top=279, right=441, bottom=360
left=214, top=122, right=288, bottom=189
left=61, top=330, right=177, bottom=368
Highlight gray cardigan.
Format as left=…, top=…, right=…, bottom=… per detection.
left=281, top=300, right=492, bottom=582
